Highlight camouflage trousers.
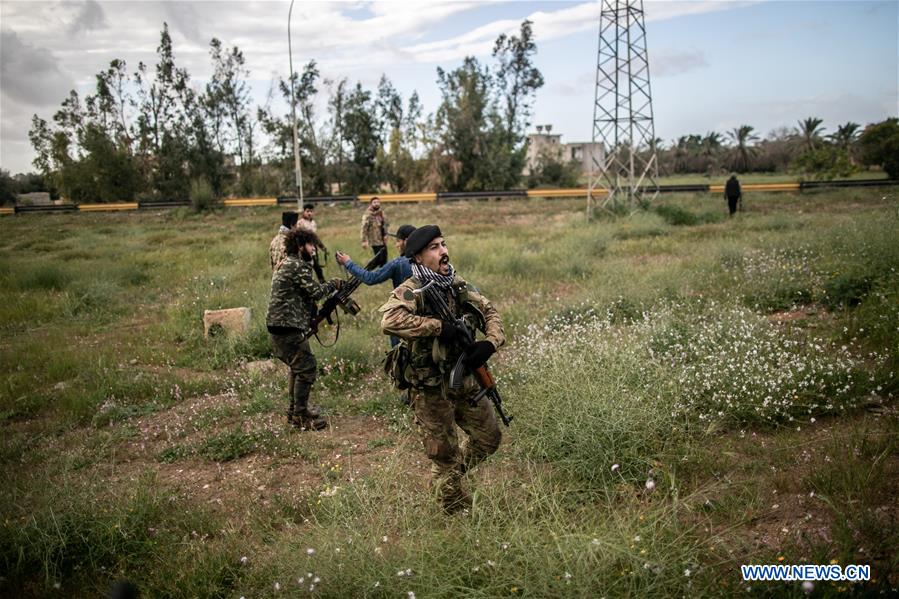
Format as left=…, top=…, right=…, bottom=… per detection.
left=270, top=331, right=317, bottom=419
left=411, top=375, right=501, bottom=513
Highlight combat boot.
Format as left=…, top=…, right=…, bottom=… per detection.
left=293, top=409, right=328, bottom=431
left=441, top=486, right=472, bottom=515
left=292, top=381, right=327, bottom=431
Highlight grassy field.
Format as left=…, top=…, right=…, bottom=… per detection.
left=1, top=188, right=897, bottom=597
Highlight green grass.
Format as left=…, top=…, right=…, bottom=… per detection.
left=1, top=188, right=897, bottom=596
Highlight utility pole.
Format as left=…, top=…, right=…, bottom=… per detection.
left=587, top=0, right=659, bottom=218
left=288, top=0, right=305, bottom=209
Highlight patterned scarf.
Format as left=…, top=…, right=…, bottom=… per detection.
left=411, top=262, right=455, bottom=293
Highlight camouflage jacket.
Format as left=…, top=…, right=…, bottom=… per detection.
left=361, top=208, right=388, bottom=246
left=269, top=229, right=288, bottom=271
left=266, top=255, right=337, bottom=334
left=297, top=217, right=317, bottom=234
left=379, top=274, right=504, bottom=387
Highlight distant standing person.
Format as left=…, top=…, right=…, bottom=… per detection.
left=361, top=197, right=389, bottom=268
left=297, top=203, right=327, bottom=282
left=335, top=224, right=416, bottom=347
left=725, top=174, right=742, bottom=216
left=270, top=211, right=298, bottom=271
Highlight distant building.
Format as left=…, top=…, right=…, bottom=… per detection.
left=524, top=124, right=604, bottom=177
left=565, top=141, right=605, bottom=177
left=16, top=192, right=51, bottom=206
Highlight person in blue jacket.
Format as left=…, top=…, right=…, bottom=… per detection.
left=336, top=224, right=416, bottom=346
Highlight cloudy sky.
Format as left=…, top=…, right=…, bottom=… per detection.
left=1, top=0, right=896, bottom=174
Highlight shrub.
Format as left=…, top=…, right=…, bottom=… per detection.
left=18, top=264, right=72, bottom=291
left=189, top=177, right=216, bottom=213
left=654, top=204, right=699, bottom=226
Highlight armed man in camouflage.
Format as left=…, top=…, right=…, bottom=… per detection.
left=270, top=211, right=298, bottom=271
left=379, top=225, right=504, bottom=513
left=361, top=197, right=389, bottom=268
left=267, top=228, right=342, bottom=431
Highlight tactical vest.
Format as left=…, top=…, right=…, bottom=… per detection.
left=401, top=277, right=486, bottom=388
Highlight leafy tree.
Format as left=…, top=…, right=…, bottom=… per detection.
left=203, top=38, right=253, bottom=166
left=342, top=83, right=381, bottom=193
left=374, top=75, right=423, bottom=192
left=859, top=117, right=899, bottom=179
left=491, top=19, right=544, bottom=188
left=793, top=146, right=855, bottom=180
left=326, top=78, right=349, bottom=193
left=258, top=61, right=329, bottom=195
left=0, top=169, right=17, bottom=205
left=435, top=57, right=492, bottom=191
left=526, top=150, right=580, bottom=188
left=132, top=24, right=196, bottom=200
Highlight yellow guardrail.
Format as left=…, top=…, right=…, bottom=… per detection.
left=710, top=183, right=800, bottom=193
left=357, top=193, right=437, bottom=203
left=223, top=197, right=278, bottom=207
left=526, top=188, right=598, bottom=198
left=79, top=202, right=139, bottom=212
left=6, top=180, right=883, bottom=217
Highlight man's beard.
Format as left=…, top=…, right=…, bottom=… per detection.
left=301, top=249, right=315, bottom=262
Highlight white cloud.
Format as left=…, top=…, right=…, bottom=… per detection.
left=402, top=1, right=761, bottom=64
left=652, top=48, right=708, bottom=77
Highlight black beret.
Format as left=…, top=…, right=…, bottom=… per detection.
left=404, top=224, right=442, bottom=258
left=395, top=224, right=416, bottom=240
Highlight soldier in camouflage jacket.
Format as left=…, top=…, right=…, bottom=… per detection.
left=379, top=225, right=504, bottom=513
left=360, top=197, right=389, bottom=267
left=269, top=211, right=298, bottom=271
left=267, top=228, right=342, bottom=430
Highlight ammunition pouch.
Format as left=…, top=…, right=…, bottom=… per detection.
left=383, top=342, right=411, bottom=390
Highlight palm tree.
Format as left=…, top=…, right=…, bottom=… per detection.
left=828, top=121, right=860, bottom=151
left=701, top=131, right=723, bottom=175
left=798, top=117, right=825, bottom=151
left=727, top=125, right=759, bottom=173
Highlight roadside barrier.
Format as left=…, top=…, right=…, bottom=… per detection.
left=4, top=179, right=896, bottom=215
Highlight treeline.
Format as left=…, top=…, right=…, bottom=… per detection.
left=24, top=21, right=544, bottom=204
left=14, top=19, right=899, bottom=206
left=655, top=117, right=899, bottom=180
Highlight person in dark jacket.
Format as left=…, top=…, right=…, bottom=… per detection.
left=725, top=174, right=742, bottom=216
left=335, top=224, right=415, bottom=347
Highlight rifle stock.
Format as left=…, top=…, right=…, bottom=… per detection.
left=471, top=365, right=513, bottom=427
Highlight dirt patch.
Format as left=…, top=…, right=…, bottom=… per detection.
left=99, top=389, right=431, bottom=520
left=701, top=412, right=899, bottom=570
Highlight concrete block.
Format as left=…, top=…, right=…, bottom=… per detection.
left=203, top=307, right=251, bottom=338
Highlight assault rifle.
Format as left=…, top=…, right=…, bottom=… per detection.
left=403, top=280, right=513, bottom=426
left=308, top=247, right=386, bottom=341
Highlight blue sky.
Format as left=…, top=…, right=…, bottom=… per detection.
left=1, top=1, right=896, bottom=174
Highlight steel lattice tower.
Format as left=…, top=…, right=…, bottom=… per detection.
left=588, top=0, right=659, bottom=217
